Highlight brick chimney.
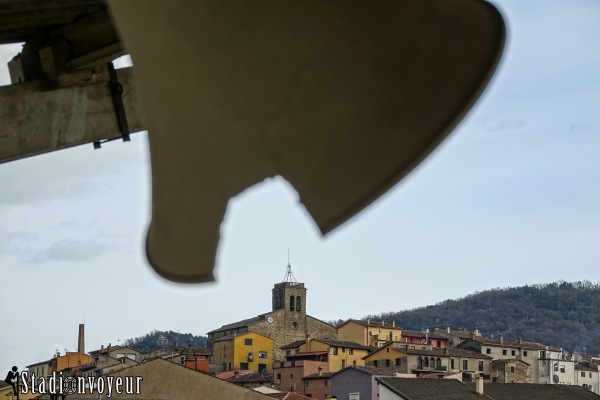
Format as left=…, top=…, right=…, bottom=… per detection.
left=498, top=334, right=504, bottom=344
left=78, top=324, right=85, bottom=353
left=517, top=336, right=523, bottom=344
left=392, top=321, right=395, bottom=328
left=446, top=326, right=451, bottom=333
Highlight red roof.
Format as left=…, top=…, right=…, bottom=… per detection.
left=215, top=370, right=252, bottom=380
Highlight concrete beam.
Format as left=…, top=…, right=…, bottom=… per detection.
left=0, top=66, right=145, bottom=164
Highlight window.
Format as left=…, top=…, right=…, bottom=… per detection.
left=560, top=366, right=565, bottom=373
left=581, top=372, right=586, bottom=377
left=245, top=338, right=253, bottom=346
left=325, top=380, right=329, bottom=386
left=343, top=347, right=346, bottom=353
left=240, top=362, right=249, bottom=370
left=349, top=393, right=360, bottom=400
left=342, top=359, right=346, bottom=369
left=502, top=350, right=507, bottom=355
left=417, top=357, right=423, bottom=369
left=436, top=341, right=441, bottom=347
left=511, top=366, right=515, bottom=374
left=258, top=364, right=267, bottom=373
left=590, top=372, right=593, bottom=378
left=290, top=296, right=295, bottom=311
left=424, top=357, right=429, bottom=368
left=353, top=360, right=356, bottom=366
left=180, top=356, right=185, bottom=365
left=332, top=347, right=338, bottom=355
left=478, top=361, right=483, bottom=372
left=511, top=350, right=516, bottom=356
left=296, top=296, right=301, bottom=312
left=385, top=359, right=391, bottom=367
left=349, top=348, right=353, bottom=355
left=486, top=348, right=491, bottom=354
left=523, top=351, right=528, bottom=356
left=259, top=351, right=267, bottom=358
left=395, top=358, right=402, bottom=366
left=450, top=358, right=455, bottom=370
left=462, top=359, right=468, bottom=370
left=286, top=350, right=291, bottom=356
left=306, top=380, right=310, bottom=387
left=386, top=348, right=389, bottom=353
left=291, top=322, right=298, bottom=329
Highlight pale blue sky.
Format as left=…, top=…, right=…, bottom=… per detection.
left=1, top=0, right=599, bottom=374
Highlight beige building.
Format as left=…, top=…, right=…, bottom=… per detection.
left=282, top=337, right=374, bottom=372
left=338, top=319, right=402, bottom=347
left=207, top=265, right=336, bottom=363
left=457, top=334, right=563, bottom=383
left=364, top=342, right=492, bottom=381
left=490, top=358, right=530, bottom=383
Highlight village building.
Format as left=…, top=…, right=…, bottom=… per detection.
left=207, top=263, right=337, bottom=367
left=364, top=342, right=491, bottom=381
left=457, top=334, right=564, bottom=384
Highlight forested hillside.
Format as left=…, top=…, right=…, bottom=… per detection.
left=366, top=281, right=600, bottom=354
left=123, top=330, right=207, bottom=352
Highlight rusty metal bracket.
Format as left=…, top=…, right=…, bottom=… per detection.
left=93, top=61, right=130, bottom=149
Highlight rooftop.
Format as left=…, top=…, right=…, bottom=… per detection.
left=333, top=365, right=397, bottom=377
left=376, top=377, right=488, bottom=400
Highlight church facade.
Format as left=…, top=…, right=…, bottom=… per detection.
left=208, top=265, right=337, bottom=366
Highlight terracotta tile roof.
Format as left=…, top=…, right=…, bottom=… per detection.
left=286, top=351, right=329, bottom=358
left=467, top=337, right=562, bottom=352
left=340, top=318, right=400, bottom=330
left=396, top=346, right=492, bottom=359
left=376, top=377, right=489, bottom=399
left=215, top=370, right=253, bottom=380
left=333, top=365, right=397, bottom=377
left=471, top=383, right=600, bottom=399
left=314, top=338, right=374, bottom=351
left=401, top=330, right=449, bottom=340
left=227, top=372, right=273, bottom=383
left=302, top=372, right=333, bottom=379
left=280, top=340, right=306, bottom=350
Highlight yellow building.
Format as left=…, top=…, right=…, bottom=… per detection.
left=212, top=332, right=274, bottom=373
left=284, top=337, right=373, bottom=372
left=55, top=351, right=93, bottom=372
left=0, top=382, right=37, bottom=400
left=337, top=319, right=402, bottom=348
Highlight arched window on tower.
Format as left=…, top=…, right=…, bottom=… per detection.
left=296, top=296, right=301, bottom=312
left=290, top=296, right=295, bottom=311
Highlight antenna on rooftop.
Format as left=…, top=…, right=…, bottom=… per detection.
left=282, top=249, right=297, bottom=283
